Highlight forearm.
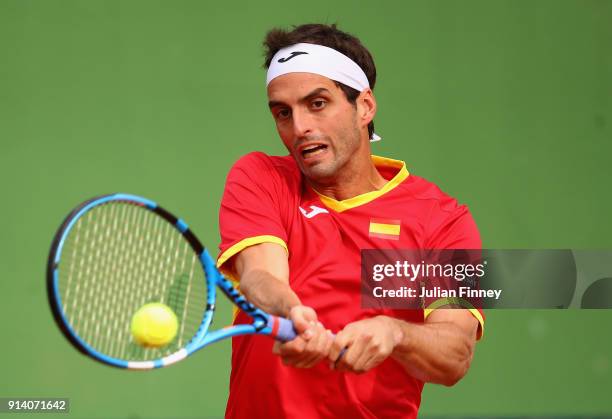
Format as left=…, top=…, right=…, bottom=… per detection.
left=239, top=268, right=301, bottom=317
left=387, top=316, right=476, bottom=386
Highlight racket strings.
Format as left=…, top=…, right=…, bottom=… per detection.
left=58, top=202, right=207, bottom=361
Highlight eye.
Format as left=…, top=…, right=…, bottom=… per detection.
left=311, top=99, right=326, bottom=110
left=276, top=108, right=291, bottom=120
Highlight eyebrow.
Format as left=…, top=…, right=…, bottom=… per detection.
left=268, top=87, right=331, bottom=109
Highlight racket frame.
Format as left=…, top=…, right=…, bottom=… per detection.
left=47, top=193, right=295, bottom=370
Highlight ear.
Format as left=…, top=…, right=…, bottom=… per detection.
left=356, top=88, right=377, bottom=131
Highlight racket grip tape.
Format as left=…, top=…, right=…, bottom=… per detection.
left=267, top=315, right=297, bottom=342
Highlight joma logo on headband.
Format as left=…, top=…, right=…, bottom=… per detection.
left=277, top=51, right=308, bottom=63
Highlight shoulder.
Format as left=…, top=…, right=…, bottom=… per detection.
left=396, top=174, right=461, bottom=209
left=400, top=173, right=479, bottom=246
left=228, top=152, right=299, bottom=180
left=374, top=155, right=461, bottom=212
left=224, top=152, right=302, bottom=200
left=396, top=172, right=475, bottom=229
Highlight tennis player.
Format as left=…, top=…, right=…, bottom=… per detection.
left=217, top=23, right=484, bottom=418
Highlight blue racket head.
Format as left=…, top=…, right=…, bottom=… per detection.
left=47, top=194, right=216, bottom=369
left=48, top=194, right=297, bottom=369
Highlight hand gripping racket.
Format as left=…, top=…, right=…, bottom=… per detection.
left=46, top=193, right=297, bottom=369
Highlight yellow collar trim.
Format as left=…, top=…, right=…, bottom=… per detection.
left=314, top=155, right=409, bottom=212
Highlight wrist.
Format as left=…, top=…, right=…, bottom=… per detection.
left=277, top=287, right=301, bottom=317
left=377, top=315, right=405, bottom=348
left=284, top=298, right=304, bottom=318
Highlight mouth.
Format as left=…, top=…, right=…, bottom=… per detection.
left=299, top=143, right=329, bottom=160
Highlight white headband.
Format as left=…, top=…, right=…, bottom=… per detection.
left=266, top=43, right=381, bottom=142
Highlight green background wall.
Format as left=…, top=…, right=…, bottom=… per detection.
left=1, top=0, right=611, bottom=417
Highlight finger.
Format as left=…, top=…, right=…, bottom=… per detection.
left=278, top=336, right=307, bottom=357
left=360, top=352, right=385, bottom=372
left=272, top=341, right=281, bottom=355
left=291, top=312, right=310, bottom=335
left=337, top=332, right=372, bottom=373
left=328, top=329, right=356, bottom=369
left=329, top=329, right=359, bottom=370
left=316, top=327, right=333, bottom=358
left=290, top=306, right=318, bottom=335
left=310, top=329, right=335, bottom=370
left=295, top=323, right=315, bottom=342
left=352, top=344, right=379, bottom=373
left=323, top=329, right=334, bottom=360
left=298, top=325, right=332, bottom=368
left=300, top=306, right=318, bottom=323
left=321, top=329, right=334, bottom=358
left=293, top=323, right=324, bottom=367
left=357, top=337, right=395, bottom=372
left=295, top=333, right=322, bottom=368
left=279, top=339, right=308, bottom=367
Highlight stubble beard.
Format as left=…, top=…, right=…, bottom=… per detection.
left=300, top=123, right=361, bottom=185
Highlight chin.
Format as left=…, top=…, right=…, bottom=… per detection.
left=302, top=163, right=337, bottom=182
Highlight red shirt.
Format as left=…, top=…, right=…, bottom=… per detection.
left=218, top=152, right=483, bottom=419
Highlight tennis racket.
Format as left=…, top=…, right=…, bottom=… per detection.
left=46, top=193, right=297, bottom=369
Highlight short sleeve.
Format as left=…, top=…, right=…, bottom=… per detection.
left=217, top=153, right=289, bottom=276
left=425, top=197, right=481, bottom=250
left=423, top=196, right=485, bottom=339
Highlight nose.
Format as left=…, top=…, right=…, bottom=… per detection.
left=291, top=108, right=313, bottom=140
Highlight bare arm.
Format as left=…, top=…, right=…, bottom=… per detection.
left=232, top=242, right=333, bottom=368
left=233, top=242, right=297, bottom=317
left=390, top=309, right=478, bottom=386
left=329, top=309, right=479, bottom=386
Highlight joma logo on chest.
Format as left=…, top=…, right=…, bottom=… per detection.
left=299, top=205, right=329, bottom=219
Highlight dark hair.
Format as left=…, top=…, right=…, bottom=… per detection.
left=263, top=23, right=376, bottom=139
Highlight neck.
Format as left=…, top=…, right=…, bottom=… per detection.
left=308, top=149, right=388, bottom=201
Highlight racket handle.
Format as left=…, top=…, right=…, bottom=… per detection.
left=269, top=316, right=347, bottom=363
left=269, top=316, right=298, bottom=342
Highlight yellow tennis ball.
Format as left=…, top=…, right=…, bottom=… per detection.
left=131, top=303, right=178, bottom=348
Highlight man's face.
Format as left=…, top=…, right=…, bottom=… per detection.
left=267, top=73, right=362, bottom=182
